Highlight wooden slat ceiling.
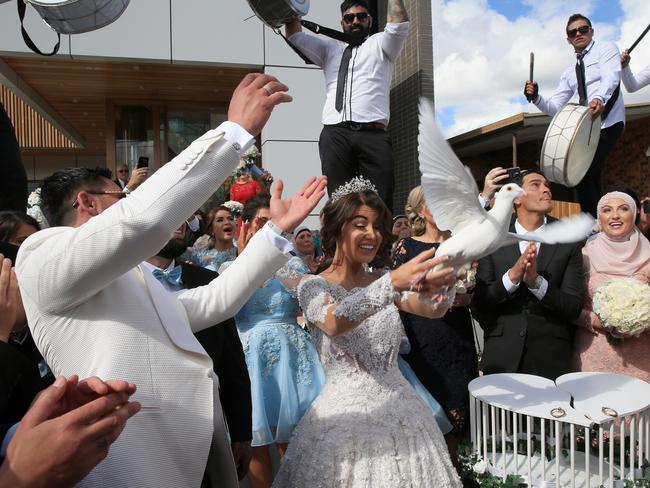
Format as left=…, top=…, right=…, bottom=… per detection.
left=1, top=56, right=257, bottom=154
left=1, top=83, right=76, bottom=149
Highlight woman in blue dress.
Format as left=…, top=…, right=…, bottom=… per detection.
left=223, top=195, right=325, bottom=488
left=181, top=205, right=237, bottom=271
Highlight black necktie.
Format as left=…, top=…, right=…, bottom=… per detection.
left=335, top=45, right=354, bottom=112
left=575, top=52, right=587, bottom=106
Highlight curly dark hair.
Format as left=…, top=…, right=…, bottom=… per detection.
left=319, top=190, right=394, bottom=271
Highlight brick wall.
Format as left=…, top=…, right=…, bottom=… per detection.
left=382, top=0, right=433, bottom=214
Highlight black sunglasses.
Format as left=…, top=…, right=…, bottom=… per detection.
left=342, top=12, right=369, bottom=23
left=567, top=25, right=591, bottom=38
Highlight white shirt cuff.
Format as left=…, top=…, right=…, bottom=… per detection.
left=527, top=276, right=548, bottom=300
left=502, top=271, right=520, bottom=294
left=217, top=121, right=255, bottom=157
left=1, top=423, right=19, bottom=457
left=478, top=194, right=488, bottom=209
left=261, top=224, right=295, bottom=256
left=385, top=21, right=410, bottom=31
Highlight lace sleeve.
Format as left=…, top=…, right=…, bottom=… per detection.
left=298, top=273, right=400, bottom=329
left=298, top=276, right=335, bottom=327
left=276, top=256, right=310, bottom=297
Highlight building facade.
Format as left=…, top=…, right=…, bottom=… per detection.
left=0, top=0, right=435, bottom=223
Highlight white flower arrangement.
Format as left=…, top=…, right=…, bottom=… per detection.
left=222, top=200, right=244, bottom=219
left=234, top=145, right=259, bottom=174
left=26, top=188, right=49, bottom=228
left=592, top=277, right=650, bottom=338
left=472, top=459, right=488, bottom=475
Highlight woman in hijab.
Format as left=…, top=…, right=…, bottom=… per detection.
left=574, top=191, right=650, bottom=383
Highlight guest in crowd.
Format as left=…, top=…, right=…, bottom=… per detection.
left=230, top=168, right=261, bottom=206
left=0, top=374, right=140, bottom=488
left=292, top=225, right=322, bottom=273
left=181, top=205, right=238, bottom=271
left=0, top=214, right=54, bottom=444
left=393, top=185, right=477, bottom=461
left=14, top=72, right=327, bottom=488
left=472, top=170, right=584, bottom=380
left=621, top=48, right=650, bottom=93
left=0, top=212, right=39, bottom=248
left=285, top=0, right=410, bottom=209
left=391, top=214, right=410, bottom=240
left=478, top=166, right=509, bottom=210
left=225, top=195, right=325, bottom=488
left=113, top=163, right=148, bottom=193
left=574, top=191, right=650, bottom=383
left=145, top=224, right=253, bottom=482
left=639, top=197, right=650, bottom=240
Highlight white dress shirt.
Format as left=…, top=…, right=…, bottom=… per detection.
left=501, top=218, right=549, bottom=300
left=289, top=22, right=409, bottom=126
left=534, top=40, right=625, bottom=129
left=622, top=63, right=650, bottom=93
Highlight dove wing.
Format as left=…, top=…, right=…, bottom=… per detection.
left=506, top=213, right=595, bottom=245
left=418, top=98, right=487, bottom=233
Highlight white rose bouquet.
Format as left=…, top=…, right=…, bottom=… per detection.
left=26, top=188, right=49, bottom=228
left=592, top=277, right=650, bottom=338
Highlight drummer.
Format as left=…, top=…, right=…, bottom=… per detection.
left=524, top=13, right=625, bottom=217
left=285, top=0, right=409, bottom=211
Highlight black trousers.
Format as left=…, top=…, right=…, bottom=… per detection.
left=319, top=124, right=395, bottom=211
left=576, top=121, right=625, bottom=217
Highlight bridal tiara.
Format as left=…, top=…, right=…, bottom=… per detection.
left=331, top=176, right=378, bottom=203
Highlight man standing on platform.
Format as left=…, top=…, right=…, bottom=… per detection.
left=286, top=0, right=409, bottom=210
left=525, top=13, right=625, bottom=217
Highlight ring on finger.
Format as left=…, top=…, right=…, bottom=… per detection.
left=263, top=84, right=273, bottom=96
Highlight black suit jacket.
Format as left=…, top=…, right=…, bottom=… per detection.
left=0, top=102, right=27, bottom=212
left=179, top=262, right=252, bottom=443
left=471, top=217, right=584, bottom=379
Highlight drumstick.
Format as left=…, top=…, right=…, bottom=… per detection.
left=525, top=52, right=535, bottom=102
left=629, top=23, right=650, bottom=53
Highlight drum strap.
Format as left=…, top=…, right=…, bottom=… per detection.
left=16, top=0, right=61, bottom=56
left=277, top=20, right=363, bottom=65
left=601, top=84, right=620, bottom=121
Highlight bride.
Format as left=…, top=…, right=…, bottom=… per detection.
left=273, top=178, right=463, bottom=487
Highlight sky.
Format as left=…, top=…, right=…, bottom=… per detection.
left=432, top=0, right=650, bottom=136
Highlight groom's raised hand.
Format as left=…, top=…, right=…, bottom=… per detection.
left=270, top=176, right=328, bottom=233
left=227, top=73, right=292, bottom=137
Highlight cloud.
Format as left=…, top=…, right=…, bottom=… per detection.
left=433, top=0, right=650, bottom=137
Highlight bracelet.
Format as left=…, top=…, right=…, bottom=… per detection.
left=267, top=220, right=293, bottom=241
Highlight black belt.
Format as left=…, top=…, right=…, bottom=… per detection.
left=332, top=121, right=386, bottom=131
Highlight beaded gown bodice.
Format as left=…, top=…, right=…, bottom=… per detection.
left=300, top=275, right=404, bottom=384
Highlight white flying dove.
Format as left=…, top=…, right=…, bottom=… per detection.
left=417, top=98, right=594, bottom=274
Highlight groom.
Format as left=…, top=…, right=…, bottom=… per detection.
left=16, top=73, right=327, bottom=488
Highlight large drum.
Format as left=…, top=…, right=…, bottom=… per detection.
left=539, top=104, right=601, bottom=188
left=25, top=0, right=130, bottom=34
left=247, top=0, right=309, bottom=29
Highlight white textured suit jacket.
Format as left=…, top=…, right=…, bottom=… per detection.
left=16, top=128, right=288, bottom=488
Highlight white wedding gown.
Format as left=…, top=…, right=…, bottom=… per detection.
left=272, top=273, right=462, bottom=488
